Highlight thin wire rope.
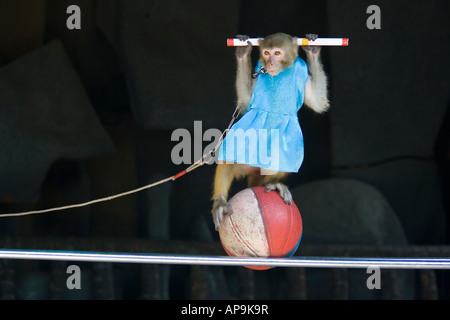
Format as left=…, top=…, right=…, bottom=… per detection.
left=0, top=177, right=175, bottom=218
left=0, top=106, right=241, bottom=218
left=1, top=249, right=450, bottom=269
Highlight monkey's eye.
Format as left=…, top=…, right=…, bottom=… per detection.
left=274, top=51, right=282, bottom=56
left=263, top=51, right=270, bottom=56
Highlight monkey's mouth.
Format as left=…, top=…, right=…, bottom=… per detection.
left=267, top=69, right=280, bottom=76
left=266, top=64, right=280, bottom=75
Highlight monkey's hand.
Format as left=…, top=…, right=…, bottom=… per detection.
left=302, top=33, right=321, bottom=55
left=236, top=35, right=252, bottom=59
left=305, top=33, right=318, bottom=41
left=265, top=183, right=293, bottom=205
left=212, top=195, right=233, bottom=231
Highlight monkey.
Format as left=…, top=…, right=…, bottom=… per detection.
left=211, top=32, right=329, bottom=231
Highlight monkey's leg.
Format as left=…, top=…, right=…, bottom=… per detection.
left=211, top=164, right=236, bottom=231
left=263, top=172, right=293, bottom=204
left=247, top=174, right=264, bottom=188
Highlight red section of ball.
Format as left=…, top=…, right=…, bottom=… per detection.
left=252, top=186, right=303, bottom=257
left=219, top=186, right=303, bottom=270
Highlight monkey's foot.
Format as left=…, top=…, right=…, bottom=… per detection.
left=212, top=195, right=233, bottom=231
left=265, top=183, right=293, bottom=204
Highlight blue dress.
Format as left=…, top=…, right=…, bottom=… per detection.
left=218, top=57, right=309, bottom=173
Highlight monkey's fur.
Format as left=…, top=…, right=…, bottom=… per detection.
left=211, top=33, right=329, bottom=231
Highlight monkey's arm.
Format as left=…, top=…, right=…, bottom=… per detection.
left=302, top=41, right=330, bottom=113
left=235, top=37, right=255, bottom=114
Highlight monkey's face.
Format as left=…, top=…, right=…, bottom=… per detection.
left=259, top=33, right=298, bottom=76
left=261, top=48, right=286, bottom=76
left=261, top=47, right=290, bottom=76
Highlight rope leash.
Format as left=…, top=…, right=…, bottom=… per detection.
left=0, top=106, right=241, bottom=218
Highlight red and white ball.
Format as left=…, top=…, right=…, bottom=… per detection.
left=219, top=186, right=303, bottom=270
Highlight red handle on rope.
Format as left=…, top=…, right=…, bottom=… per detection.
left=173, top=170, right=187, bottom=181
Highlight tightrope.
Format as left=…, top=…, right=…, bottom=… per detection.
left=0, top=249, right=449, bottom=269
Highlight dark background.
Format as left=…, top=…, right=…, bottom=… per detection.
left=0, top=0, right=448, bottom=299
